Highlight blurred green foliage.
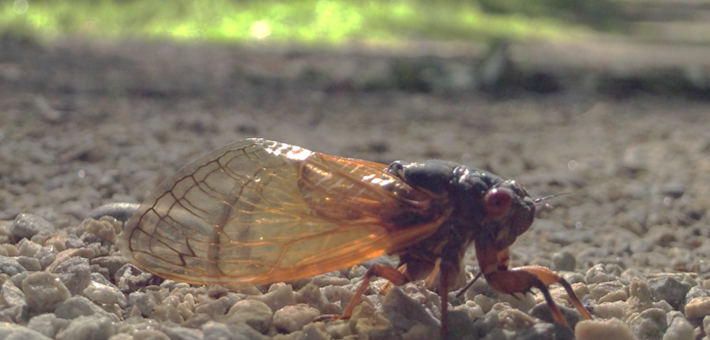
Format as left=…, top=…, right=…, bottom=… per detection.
left=0, top=0, right=621, bottom=44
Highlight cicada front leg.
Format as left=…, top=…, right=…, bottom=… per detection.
left=474, top=243, right=592, bottom=325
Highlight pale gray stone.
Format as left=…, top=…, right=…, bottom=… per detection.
left=56, top=315, right=115, bottom=340
left=21, top=271, right=71, bottom=313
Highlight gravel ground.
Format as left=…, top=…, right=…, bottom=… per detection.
left=1, top=37, right=710, bottom=340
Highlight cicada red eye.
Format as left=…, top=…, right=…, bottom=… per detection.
left=484, top=188, right=513, bottom=220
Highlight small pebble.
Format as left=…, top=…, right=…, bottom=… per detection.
left=684, top=296, right=710, bottom=320
left=626, top=278, right=654, bottom=314
left=83, top=281, right=125, bottom=305
left=585, top=264, right=614, bottom=284
left=1, top=281, right=25, bottom=305
left=660, top=182, right=685, bottom=198
left=249, top=283, right=296, bottom=312
left=296, top=283, right=342, bottom=314
left=627, top=308, right=667, bottom=340
left=201, top=321, right=235, bottom=340
left=17, top=239, right=42, bottom=257
left=272, top=303, right=320, bottom=333
left=194, top=296, right=229, bottom=319
left=0, top=321, right=53, bottom=340
left=551, top=251, right=576, bottom=271
left=55, top=315, right=115, bottom=340
left=382, top=286, right=440, bottom=331
left=10, top=214, right=56, bottom=243
left=648, top=276, right=691, bottom=309
left=593, top=301, right=625, bottom=320
left=17, top=256, right=41, bottom=271
left=80, top=218, right=120, bottom=243
left=220, top=299, right=273, bottom=334
left=663, top=312, right=693, bottom=340
left=54, top=296, right=119, bottom=321
left=22, top=271, right=71, bottom=313
left=0, top=255, right=27, bottom=276
left=27, top=313, right=70, bottom=339
left=575, top=318, right=636, bottom=340
left=51, top=256, right=91, bottom=295
left=161, top=325, right=203, bottom=340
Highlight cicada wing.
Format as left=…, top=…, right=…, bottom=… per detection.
left=118, top=139, right=441, bottom=285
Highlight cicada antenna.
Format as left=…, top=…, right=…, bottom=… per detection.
left=534, top=192, right=573, bottom=209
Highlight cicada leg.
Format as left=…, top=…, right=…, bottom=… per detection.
left=316, top=263, right=411, bottom=321
left=474, top=243, right=592, bottom=325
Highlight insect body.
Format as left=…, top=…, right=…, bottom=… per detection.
left=117, top=138, right=591, bottom=338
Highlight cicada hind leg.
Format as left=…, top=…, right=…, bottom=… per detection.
left=315, top=263, right=412, bottom=320
left=316, top=262, right=457, bottom=339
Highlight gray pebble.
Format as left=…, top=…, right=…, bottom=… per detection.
left=27, top=314, right=70, bottom=339
left=51, top=256, right=91, bottom=295
left=108, top=334, right=133, bottom=340
left=17, top=239, right=42, bottom=257
left=201, top=321, right=234, bottom=340
left=127, top=291, right=159, bottom=317
left=16, top=256, right=41, bottom=272
left=54, top=296, right=120, bottom=322
left=249, top=283, right=296, bottom=312
left=296, top=283, right=341, bottom=314
left=0, top=281, right=27, bottom=323
left=64, top=235, right=87, bottom=249
left=629, top=239, right=654, bottom=253
left=627, top=308, right=667, bottom=340
left=220, top=299, right=273, bottom=334
left=529, top=302, right=584, bottom=327
left=551, top=251, right=576, bottom=271
left=80, top=218, right=120, bottom=243
left=194, top=296, right=229, bottom=319
left=83, top=281, right=126, bottom=306
left=1, top=281, right=27, bottom=308
left=130, top=330, right=171, bottom=340
left=10, top=214, right=55, bottom=243
left=663, top=312, right=693, bottom=340
left=548, top=231, right=597, bottom=246
left=89, top=202, right=140, bottom=222
left=116, top=264, right=160, bottom=293
left=161, top=326, right=204, bottom=340
left=684, top=296, right=710, bottom=320
left=182, top=313, right=212, bottom=329
left=55, top=315, right=115, bottom=340
left=22, top=271, right=71, bottom=313
left=0, top=255, right=27, bottom=276
left=272, top=303, right=320, bottom=333
left=223, top=322, right=270, bottom=340
left=0, top=321, right=53, bottom=340
left=627, top=278, right=654, bottom=314
left=509, top=322, right=574, bottom=340
left=683, top=286, right=710, bottom=311
left=382, top=287, right=439, bottom=331
left=33, top=246, right=57, bottom=270
left=89, top=256, right=129, bottom=281
left=585, top=264, right=615, bottom=284
left=648, top=276, right=692, bottom=310
left=660, top=182, right=685, bottom=198
left=575, top=318, right=636, bottom=340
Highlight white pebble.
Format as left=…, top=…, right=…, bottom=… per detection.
left=21, top=271, right=71, bottom=313
left=575, top=318, right=636, bottom=340
left=272, top=304, right=320, bottom=333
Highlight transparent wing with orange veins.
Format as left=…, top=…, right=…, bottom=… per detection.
left=118, top=138, right=442, bottom=285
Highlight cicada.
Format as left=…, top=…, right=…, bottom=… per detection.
left=116, top=138, right=592, bottom=338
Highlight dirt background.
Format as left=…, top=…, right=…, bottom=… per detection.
left=1, top=27, right=710, bottom=339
